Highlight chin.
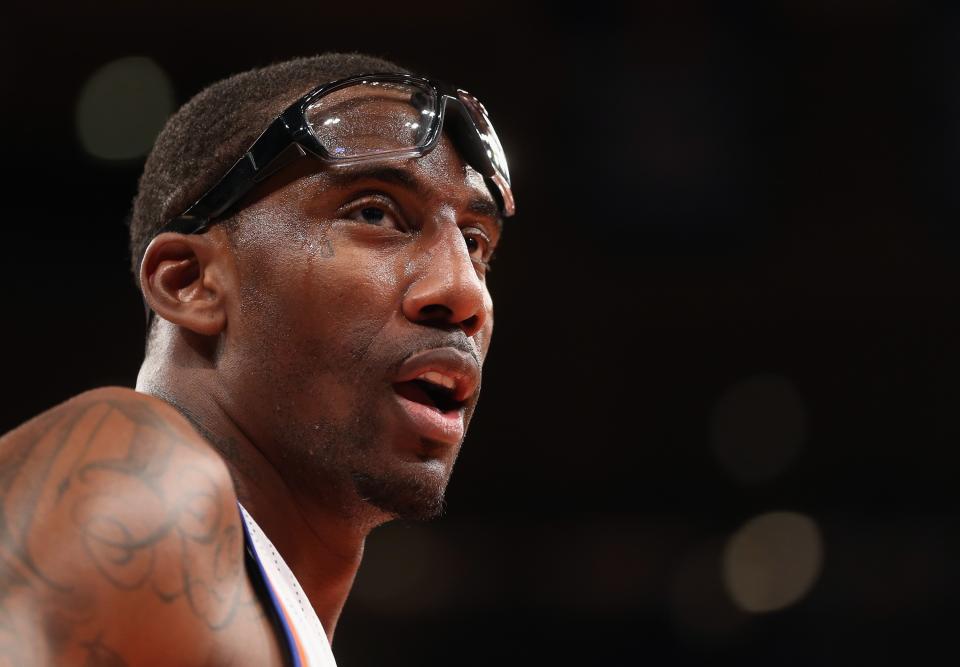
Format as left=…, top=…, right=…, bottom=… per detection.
left=351, top=462, right=452, bottom=521
left=283, top=398, right=461, bottom=520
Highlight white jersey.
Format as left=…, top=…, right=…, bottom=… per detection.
left=239, top=504, right=339, bottom=667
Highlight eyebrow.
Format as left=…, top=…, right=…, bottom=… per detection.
left=320, top=165, right=503, bottom=228
left=466, top=197, right=501, bottom=223
left=323, top=165, right=427, bottom=196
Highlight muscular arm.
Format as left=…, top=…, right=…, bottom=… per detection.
left=0, top=388, right=266, bottom=666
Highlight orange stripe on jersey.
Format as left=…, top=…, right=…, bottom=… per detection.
left=273, top=591, right=310, bottom=666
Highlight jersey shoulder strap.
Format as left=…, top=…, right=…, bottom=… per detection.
left=239, top=503, right=339, bottom=667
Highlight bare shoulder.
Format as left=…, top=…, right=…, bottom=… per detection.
left=0, top=387, right=219, bottom=459
left=0, top=388, right=278, bottom=666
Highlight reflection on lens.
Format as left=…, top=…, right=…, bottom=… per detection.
left=306, top=81, right=436, bottom=160
left=457, top=89, right=510, bottom=184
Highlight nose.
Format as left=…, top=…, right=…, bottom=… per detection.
left=402, top=229, right=488, bottom=337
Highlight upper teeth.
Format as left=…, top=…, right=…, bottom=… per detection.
left=417, top=371, right=456, bottom=391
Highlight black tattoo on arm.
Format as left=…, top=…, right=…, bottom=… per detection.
left=0, top=392, right=260, bottom=666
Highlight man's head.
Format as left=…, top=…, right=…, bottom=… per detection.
left=131, top=54, right=509, bottom=523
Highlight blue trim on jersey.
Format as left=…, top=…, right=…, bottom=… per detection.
left=239, top=504, right=302, bottom=667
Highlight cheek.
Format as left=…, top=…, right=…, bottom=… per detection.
left=298, top=246, right=400, bottom=332
left=237, top=241, right=405, bottom=359
left=224, top=243, right=407, bottom=434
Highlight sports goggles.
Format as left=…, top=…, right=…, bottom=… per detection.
left=160, top=72, right=515, bottom=235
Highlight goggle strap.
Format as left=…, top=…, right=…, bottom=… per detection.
left=253, top=142, right=307, bottom=184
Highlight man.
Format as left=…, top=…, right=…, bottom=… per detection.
left=0, top=52, right=514, bottom=666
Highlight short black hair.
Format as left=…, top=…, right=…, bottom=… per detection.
left=128, top=52, right=404, bottom=281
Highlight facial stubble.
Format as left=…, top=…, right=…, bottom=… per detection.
left=256, top=329, right=457, bottom=523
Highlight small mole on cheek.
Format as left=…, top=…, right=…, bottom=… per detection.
left=298, top=228, right=335, bottom=259
left=320, top=237, right=335, bottom=258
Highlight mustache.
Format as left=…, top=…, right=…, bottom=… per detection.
left=390, top=330, right=481, bottom=371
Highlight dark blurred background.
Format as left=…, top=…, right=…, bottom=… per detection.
left=3, top=1, right=958, bottom=664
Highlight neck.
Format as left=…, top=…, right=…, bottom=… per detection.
left=137, top=335, right=381, bottom=641
left=231, top=451, right=369, bottom=641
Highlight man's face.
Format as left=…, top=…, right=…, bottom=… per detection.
left=216, top=129, right=500, bottom=521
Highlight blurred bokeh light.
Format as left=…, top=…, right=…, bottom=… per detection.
left=722, top=511, right=823, bottom=614
left=710, top=374, right=806, bottom=484
left=75, top=56, right=174, bottom=161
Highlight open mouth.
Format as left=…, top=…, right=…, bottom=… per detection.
left=390, top=351, right=479, bottom=445
left=393, top=378, right=464, bottom=414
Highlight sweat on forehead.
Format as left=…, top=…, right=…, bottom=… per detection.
left=127, top=53, right=409, bottom=282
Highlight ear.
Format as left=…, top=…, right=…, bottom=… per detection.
left=139, top=230, right=232, bottom=336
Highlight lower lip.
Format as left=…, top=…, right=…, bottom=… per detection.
left=392, top=393, right=465, bottom=445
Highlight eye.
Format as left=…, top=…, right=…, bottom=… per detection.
left=358, top=207, right=387, bottom=224
left=342, top=195, right=407, bottom=231
left=462, top=226, right=495, bottom=271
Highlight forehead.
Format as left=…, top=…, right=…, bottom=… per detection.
left=275, top=132, right=498, bottom=220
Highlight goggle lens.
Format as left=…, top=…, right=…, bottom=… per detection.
left=304, top=80, right=437, bottom=161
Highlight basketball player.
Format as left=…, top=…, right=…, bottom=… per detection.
left=0, top=52, right=514, bottom=666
